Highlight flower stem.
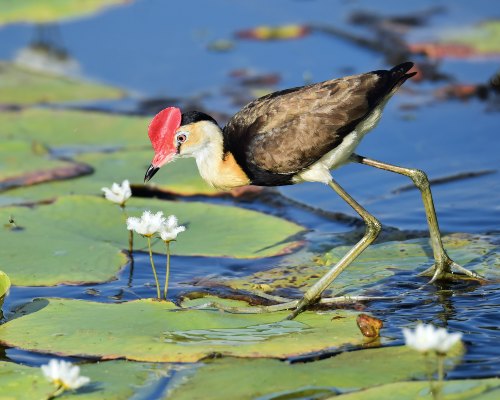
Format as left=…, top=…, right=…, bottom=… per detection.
left=435, top=353, right=445, bottom=400
left=437, top=353, right=445, bottom=382
left=46, top=385, right=65, bottom=400
left=164, top=241, right=171, bottom=301
left=147, top=237, right=161, bottom=299
left=128, top=230, right=134, bottom=254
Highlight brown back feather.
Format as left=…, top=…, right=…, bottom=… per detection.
left=224, top=63, right=413, bottom=176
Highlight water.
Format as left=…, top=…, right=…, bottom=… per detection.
left=0, top=0, right=499, bottom=395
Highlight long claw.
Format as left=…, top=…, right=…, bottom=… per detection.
left=419, top=258, right=485, bottom=284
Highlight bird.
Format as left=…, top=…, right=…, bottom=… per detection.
left=144, top=62, right=481, bottom=319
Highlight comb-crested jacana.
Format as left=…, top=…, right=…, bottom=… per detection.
left=144, top=62, right=481, bottom=319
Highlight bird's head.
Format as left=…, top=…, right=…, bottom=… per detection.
left=144, top=107, right=220, bottom=182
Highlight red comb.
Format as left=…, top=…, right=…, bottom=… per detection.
left=148, top=107, right=182, bottom=153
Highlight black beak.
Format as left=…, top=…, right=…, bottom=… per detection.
left=144, top=164, right=160, bottom=183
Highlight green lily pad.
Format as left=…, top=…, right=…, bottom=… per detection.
left=6, top=195, right=303, bottom=257
left=0, top=141, right=91, bottom=192
left=0, top=225, right=127, bottom=287
left=0, top=360, right=173, bottom=400
left=0, top=298, right=365, bottom=362
left=166, top=345, right=463, bottom=400
left=444, top=21, right=500, bottom=54
left=0, top=271, right=10, bottom=314
left=333, top=378, right=500, bottom=400
left=0, top=0, right=129, bottom=26
left=0, top=63, right=124, bottom=105
left=0, top=108, right=148, bottom=148
left=2, top=149, right=218, bottom=205
left=227, top=234, right=498, bottom=296
left=0, top=271, right=10, bottom=298
left=0, top=195, right=302, bottom=285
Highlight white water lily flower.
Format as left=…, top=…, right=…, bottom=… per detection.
left=41, top=359, right=90, bottom=390
left=434, top=328, right=463, bottom=354
left=159, top=215, right=186, bottom=242
left=126, top=210, right=165, bottom=237
left=101, top=180, right=132, bottom=206
left=403, top=323, right=462, bottom=354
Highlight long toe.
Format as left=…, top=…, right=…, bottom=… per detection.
left=423, top=257, right=485, bottom=283
left=286, top=297, right=315, bottom=320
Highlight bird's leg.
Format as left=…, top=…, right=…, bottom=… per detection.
left=350, top=154, right=483, bottom=283
left=287, top=178, right=382, bottom=320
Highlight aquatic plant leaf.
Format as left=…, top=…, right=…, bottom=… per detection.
left=0, top=0, right=129, bottom=26
left=333, top=378, right=500, bottom=399
left=0, top=108, right=146, bottom=148
left=0, top=222, right=128, bottom=287
left=2, top=150, right=218, bottom=205
left=0, top=141, right=91, bottom=192
left=0, top=360, right=173, bottom=400
left=0, top=298, right=365, bottom=362
left=35, top=196, right=304, bottom=258
left=227, top=234, right=499, bottom=296
left=166, top=346, right=464, bottom=400
left=0, top=271, right=11, bottom=298
left=0, top=271, right=10, bottom=312
left=0, top=62, right=124, bottom=105
left=409, top=21, right=500, bottom=59
left=0, top=195, right=302, bottom=285
left=442, top=20, right=500, bottom=55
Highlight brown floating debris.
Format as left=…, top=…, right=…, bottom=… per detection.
left=349, top=6, right=445, bottom=30
left=433, top=69, right=500, bottom=103
left=356, top=314, right=383, bottom=338
left=409, top=42, right=478, bottom=60
left=0, top=162, right=93, bottom=192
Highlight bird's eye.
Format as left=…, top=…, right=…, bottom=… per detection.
left=176, top=133, right=187, bottom=143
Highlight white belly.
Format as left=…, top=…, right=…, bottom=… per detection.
left=293, top=105, right=384, bottom=184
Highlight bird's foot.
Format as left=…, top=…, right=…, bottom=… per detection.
left=418, top=256, right=485, bottom=284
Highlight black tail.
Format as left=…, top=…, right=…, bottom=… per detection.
left=367, top=62, right=416, bottom=108
left=390, top=61, right=417, bottom=83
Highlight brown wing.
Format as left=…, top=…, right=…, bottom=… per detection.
left=224, top=64, right=413, bottom=175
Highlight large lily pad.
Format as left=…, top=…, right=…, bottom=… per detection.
left=0, top=63, right=124, bottom=105
left=333, top=379, right=500, bottom=400
left=0, top=195, right=302, bottom=285
left=0, top=225, right=127, bottom=287
left=166, top=345, right=463, bottom=400
left=0, top=141, right=91, bottom=192
left=0, top=108, right=148, bottom=148
left=0, top=0, right=129, bottom=26
left=2, top=150, right=218, bottom=205
left=0, top=298, right=364, bottom=362
left=8, top=195, right=303, bottom=257
left=0, top=360, right=173, bottom=400
left=227, top=234, right=499, bottom=296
